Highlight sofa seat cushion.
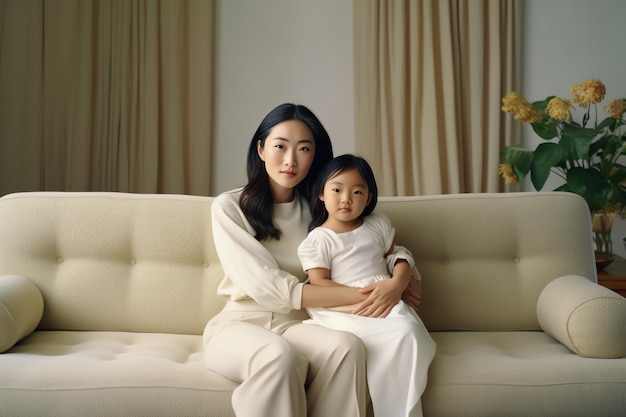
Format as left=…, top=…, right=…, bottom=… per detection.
left=423, top=331, right=626, bottom=417
left=0, top=331, right=236, bottom=417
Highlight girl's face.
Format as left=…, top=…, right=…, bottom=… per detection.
left=258, top=120, right=316, bottom=203
left=320, top=168, right=371, bottom=231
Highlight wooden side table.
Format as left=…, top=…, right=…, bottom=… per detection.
left=597, top=259, right=626, bottom=298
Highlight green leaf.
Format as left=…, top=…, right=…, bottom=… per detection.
left=500, top=145, right=533, bottom=180
left=597, top=116, right=617, bottom=131
left=529, top=97, right=559, bottom=139
left=530, top=142, right=562, bottom=190
left=531, top=97, right=553, bottom=112
left=589, top=134, right=609, bottom=156
left=610, top=162, right=626, bottom=183
left=610, top=185, right=626, bottom=207
left=561, top=122, right=596, bottom=139
left=554, top=183, right=569, bottom=192
left=560, top=124, right=594, bottom=160
left=566, top=167, right=612, bottom=211
left=531, top=117, right=560, bottom=139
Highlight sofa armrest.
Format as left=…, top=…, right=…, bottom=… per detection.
left=0, top=275, right=44, bottom=352
left=537, top=275, right=626, bottom=358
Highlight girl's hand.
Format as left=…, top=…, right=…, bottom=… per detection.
left=402, top=277, right=422, bottom=313
left=352, top=278, right=404, bottom=318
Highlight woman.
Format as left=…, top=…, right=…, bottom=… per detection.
left=203, top=103, right=422, bottom=417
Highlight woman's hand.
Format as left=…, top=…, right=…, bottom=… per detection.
left=352, top=278, right=405, bottom=318
left=402, top=277, right=422, bottom=313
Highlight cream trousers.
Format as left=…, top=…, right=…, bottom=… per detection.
left=203, top=300, right=368, bottom=417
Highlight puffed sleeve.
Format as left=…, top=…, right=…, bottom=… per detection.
left=387, top=244, right=421, bottom=280
left=211, top=191, right=304, bottom=312
left=371, top=213, right=422, bottom=280
left=297, top=229, right=332, bottom=273
left=376, top=213, right=395, bottom=252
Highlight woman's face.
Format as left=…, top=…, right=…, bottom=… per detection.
left=258, top=120, right=316, bottom=203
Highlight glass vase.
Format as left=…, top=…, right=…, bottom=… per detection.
left=591, top=210, right=615, bottom=268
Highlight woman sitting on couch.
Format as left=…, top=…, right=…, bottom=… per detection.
left=202, top=103, right=421, bottom=417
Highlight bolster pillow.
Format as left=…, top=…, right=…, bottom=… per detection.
left=537, top=275, right=626, bottom=359
left=0, top=275, right=44, bottom=352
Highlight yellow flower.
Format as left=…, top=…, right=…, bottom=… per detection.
left=501, top=92, right=541, bottom=123
left=546, top=97, right=572, bottom=121
left=571, top=78, right=606, bottom=107
left=603, top=99, right=626, bottom=119
left=501, top=91, right=524, bottom=112
left=515, top=106, right=542, bottom=123
left=498, top=163, right=518, bottom=185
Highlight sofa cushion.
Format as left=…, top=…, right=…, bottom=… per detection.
left=0, top=192, right=225, bottom=335
left=377, top=192, right=596, bottom=331
left=537, top=274, right=626, bottom=358
left=1, top=331, right=236, bottom=416
left=0, top=275, right=43, bottom=352
left=423, top=331, right=626, bottom=416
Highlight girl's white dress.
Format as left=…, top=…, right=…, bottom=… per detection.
left=298, top=213, right=436, bottom=417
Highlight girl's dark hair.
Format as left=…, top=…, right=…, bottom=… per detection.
left=240, top=103, right=334, bottom=241
left=308, top=154, right=378, bottom=231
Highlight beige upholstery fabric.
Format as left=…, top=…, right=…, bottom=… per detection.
left=424, top=331, right=626, bottom=417
left=538, top=275, right=626, bottom=358
left=0, top=275, right=43, bottom=352
left=3, top=331, right=235, bottom=417
left=0, top=192, right=224, bottom=335
left=376, top=192, right=596, bottom=331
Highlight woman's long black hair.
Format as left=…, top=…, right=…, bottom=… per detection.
left=308, top=154, right=378, bottom=232
left=240, top=103, right=334, bottom=241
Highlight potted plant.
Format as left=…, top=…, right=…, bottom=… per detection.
left=498, top=79, right=626, bottom=263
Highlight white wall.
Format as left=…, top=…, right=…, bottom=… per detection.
left=212, top=0, right=355, bottom=195
left=523, top=0, right=626, bottom=257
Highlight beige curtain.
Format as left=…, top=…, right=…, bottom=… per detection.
left=354, top=0, right=521, bottom=196
left=0, top=0, right=214, bottom=196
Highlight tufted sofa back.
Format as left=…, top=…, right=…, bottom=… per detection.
left=0, top=192, right=224, bottom=335
left=377, top=192, right=597, bottom=331
left=0, top=191, right=597, bottom=335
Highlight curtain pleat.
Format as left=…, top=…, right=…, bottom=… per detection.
left=354, top=0, right=521, bottom=196
left=0, top=0, right=214, bottom=196
left=0, top=0, right=44, bottom=192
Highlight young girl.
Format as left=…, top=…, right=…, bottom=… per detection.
left=298, top=154, right=436, bottom=417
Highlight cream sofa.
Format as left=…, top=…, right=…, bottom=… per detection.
left=1, top=191, right=625, bottom=417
